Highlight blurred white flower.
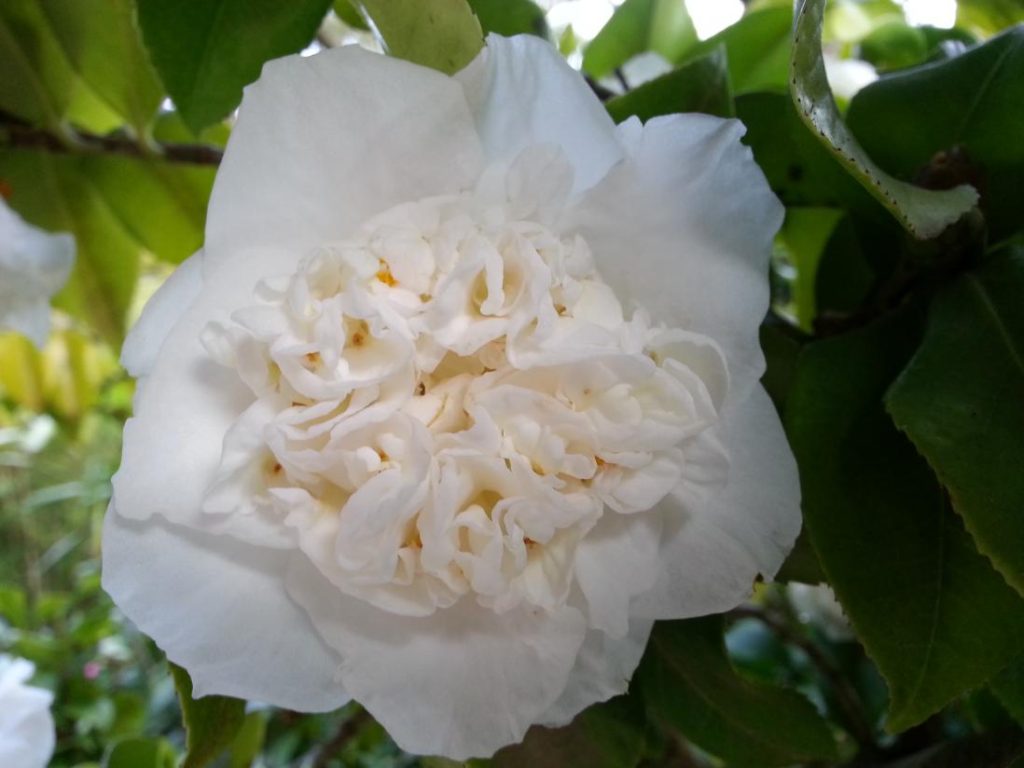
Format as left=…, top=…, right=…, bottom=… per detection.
left=0, top=656, right=55, bottom=768
left=824, top=54, right=879, bottom=102
left=103, top=34, right=800, bottom=759
left=0, top=198, right=74, bottom=348
left=789, top=583, right=853, bottom=641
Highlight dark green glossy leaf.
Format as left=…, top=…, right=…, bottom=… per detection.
left=639, top=616, right=837, bottom=766
left=136, top=0, right=332, bottom=132
left=355, top=0, right=483, bottom=74
left=468, top=0, right=549, bottom=39
left=606, top=46, right=732, bottom=122
left=886, top=730, right=1024, bottom=768
left=887, top=251, right=1024, bottom=596
left=489, top=693, right=646, bottom=768
left=582, top=0, right=696, bottom=79
left=171, top=663, right=247, bottom=768
left=792, top=0, right=978, bottom=239
left=992, top=657, right=1024, bottom=728
left=787, top=311, right=1024, bottom=732
left=104, top=738, right=177, bottom=768
left=848, top=27, right=1024, bottom=243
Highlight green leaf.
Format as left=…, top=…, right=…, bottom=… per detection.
left=992, top=657, right=1024, bottom=728
left=791, top=0, right=978, bottom=239
left=229, top=711, right=268, bottom=768
left=886, top=730, right=1024, bottom=768
left=775, top=207, right=846, bottom=332
left=104, top=738, right=177, bottom=768
left=886, top=251, right=1024, bottom=597
left=171, top=663, right=247, bottom=768
left=639, top=616, right=837, bottom=766
left=786, top=311, right=1024, bottom=732
left=0, top=0, right=116, bottom=132
left=333, top=0, right=369, bottom=30
left=489, top=693, right=646, bottom=768
left=467, top=0, right=549, bottom=39
left=689, top=6, right=793, bottom=95
left=582, top=0, right=696, bottom=79
left=958, top=0, right=1024, bottom=38
left=136, top=0, right=332, bottom=132
left=0, top=149, right=213, bottom=341
left=355, top=0, right=483, bottom=74
left=37, top=0, right=163, bottom=136
left=606, top=47, right=732, bottom=123
left=847, top=27, right=1024, bottom=244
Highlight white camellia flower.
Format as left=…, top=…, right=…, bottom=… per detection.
left=0, top=656, right=56, bottom=768
left=103, top=34, right=800, bottom=759
left=0, top=197, right=75, bottom=347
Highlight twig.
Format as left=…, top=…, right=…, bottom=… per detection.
left=729, top=606, right=877, bottom=753
left=0, top=114, right=223, bottom=166
left=313, top=707, right=374, bottom=768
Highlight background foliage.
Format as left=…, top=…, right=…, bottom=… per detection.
left=1, top=0, right=1023, bottom=765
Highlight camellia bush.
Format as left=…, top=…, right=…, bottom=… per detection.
left=1, top=0, right=1023, bottom=766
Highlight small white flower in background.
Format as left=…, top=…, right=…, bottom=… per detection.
left=0, top=198, right=74, bottom=348
left=103, top=34, right=800, bottom=759
left=0, top=656, right=56, bottom=768
left=789, top=583, right=854, bottom=642
left=824, top=54, right=879, bottom=102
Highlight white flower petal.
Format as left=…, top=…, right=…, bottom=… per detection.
left=0, top=199, right=74, bottom=348
left=538, top=617, right=653, bottom=728
left=574, top=512, right=662, bottom=638
left=457, top=34, right=622, bottom=195
left=121, top=250, right=204, bottom=377
left=631, top=386, right=801, bottom=619
left=206, top=47, right=484, bottom=264
left=287, top=558, right=587, bottom=760
left=0, top=656, right=54, bottom=768
left=567, top=114, right=784, bottom=406
left=102, top=511, right=348, bottom=711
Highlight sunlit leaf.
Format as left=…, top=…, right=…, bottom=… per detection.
left=354, top=0, right=483, bottom=74
left=582, top=0, right=696, bottom=79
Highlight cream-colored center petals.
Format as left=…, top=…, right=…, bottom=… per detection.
left=201, top=163, right=729, bottom=617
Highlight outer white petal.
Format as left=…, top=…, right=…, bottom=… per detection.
left=205, top=47, right=483, bottom=264
left=102, top=511, right=348, bottom=711
left=537, top=617, right=653, bottom=728
left=566, top=114, right=784, bottom=406
left=112, top=249, right=293, bottom=544
left=631, top=386, right=801, bottom=620
left=286, top=558, right=587, bottom=760
left=574, top=512, right=661, bottom=638
left=121, top=251, right=204, bottom=378
left=0, top=657, right=54, bottom=768
left=0, top=199, right=74, bottom=348
left=456, top=34, right=622, bottom=196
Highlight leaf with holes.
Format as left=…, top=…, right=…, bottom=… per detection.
left=791, top=0, right=978, bottom=239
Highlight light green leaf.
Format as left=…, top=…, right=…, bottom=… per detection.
left=787, top=311, right=1024, bottom=733
left=467, top=0, right=549, bottom=39
left=171, top=663, right=247, bottom=768
left=136, top=0, right=333, bottom=132
left=582, top=0, right=696, bottom=79
left=847, top=27, right=1024, bottom=244
left=689, top=6, right=793, bottom=94
left=38, top=0, right=163, bottom=136
left=229, top=711, right=268, bottom=768
left=774, top=207, right=845, bottom=331
left=958, top=0, right=1024, bottom=38
left=354, top=0, right=483, bottom=74
left=489, top=694, right=646, bottom=768
left=886, top=251, right=1024, bottom=597
left=791, top=0, right=978, bottom=239
left=333, top=0, right=369, bottom=30
left=0, top=148, right=212, bottom=342
left=606, top=46, right=732, bottom=123
left=640, top=616, right=838, bottom=766
left=104, top=738, right=177, bottom=768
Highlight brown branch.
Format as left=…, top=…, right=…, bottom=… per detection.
left=0, top=114, right=223, bottom=166
left=729, top=606, right=877, bottom=754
